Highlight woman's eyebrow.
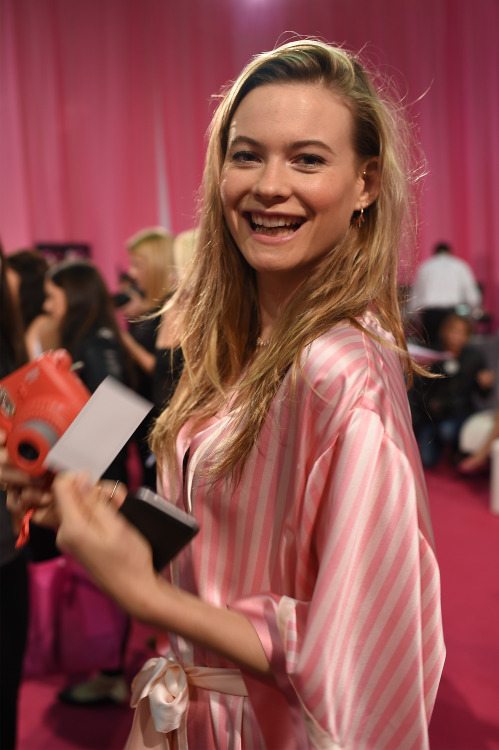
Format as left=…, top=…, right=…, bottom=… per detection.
left=227, top=135, right=335, bottom=154
left=291, top=139, right=335, bottom=154
left=227, top=135, right=260, bottom=149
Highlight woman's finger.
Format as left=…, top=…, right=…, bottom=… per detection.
left=54, top=472, right=116, bottom=553
left=53, top=471, right=155, bottom=613
left=0, top=461, right=32, bottom=488
left=6, top=484, right=51, bottom=513
left=53, top=472, right=91, bottom=523
left=97, top=479, right=128, bottom=510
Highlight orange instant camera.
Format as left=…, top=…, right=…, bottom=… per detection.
left=0, top=350, right=90, bottom=477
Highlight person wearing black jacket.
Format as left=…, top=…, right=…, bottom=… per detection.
left=409, top=312, right=495, bottom=467
left=42, top=258, right=133, bottom=704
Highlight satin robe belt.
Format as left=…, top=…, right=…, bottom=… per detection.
left=128, top=655, right=248, bottom=748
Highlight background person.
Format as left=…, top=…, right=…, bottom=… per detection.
left=42, top=259, right=134, bottom=705
left=407, top=241, right=482, bottom=346
left=6, top=249, right=64, bottom=560
left=0, top=243, right=29, bottom=750
left=409, top=312, right=495, bottom=468
left=458, top=406, right=499, bottom=474
left=4, top=40, right=444, bottom=749
left=43, top=259, right=134, bottom=433
left=152, top=301, right=184, bottom=419
left=120, top=227, right=177, bottom=489
left=171, top=227, right=199, bottom=283
left=5, top=248, right=60, bottom=359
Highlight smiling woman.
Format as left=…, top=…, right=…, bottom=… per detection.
left=220, top=82, right=377, bottom=305
left=3, top=39, right=444, bottom=750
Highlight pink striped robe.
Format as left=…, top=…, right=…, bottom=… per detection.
left=141, top=316, right=445, bottom=749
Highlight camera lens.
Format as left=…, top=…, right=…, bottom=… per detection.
left=18, top=442, right=40, bottom=462
left=12, top=419, right=59, bottom=474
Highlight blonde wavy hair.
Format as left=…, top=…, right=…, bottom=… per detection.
left=126, top=227, right=175, bottom=309
left=152, top=39, right=423, bottom=482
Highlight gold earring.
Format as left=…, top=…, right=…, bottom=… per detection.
left=354, top=206, right=365, bottom=228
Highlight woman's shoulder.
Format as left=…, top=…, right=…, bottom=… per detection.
left=304, top=315, right=393, bottom=376
left=25, top=314, right=60, bottom=358
left=298, top=315, right=401, bottom=409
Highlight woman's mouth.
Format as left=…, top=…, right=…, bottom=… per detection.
left=246, top=212, right=305, bottom=237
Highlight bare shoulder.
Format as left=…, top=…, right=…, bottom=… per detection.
left=25, top=314, right=60, bottom=358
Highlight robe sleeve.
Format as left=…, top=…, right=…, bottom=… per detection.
left=230, top=408, right=445, bottom=750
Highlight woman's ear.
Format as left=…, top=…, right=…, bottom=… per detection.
left=357, top=157, right=380, bottom=209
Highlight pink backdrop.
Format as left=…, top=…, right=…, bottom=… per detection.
left=1, top=0, right=498, bottom=327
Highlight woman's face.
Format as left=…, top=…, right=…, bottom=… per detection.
left=127, top=251, right=148, bottom=293
left=220, top=82, right=373, bottom=287
left=440, top=317, right=470, bottom=355
left=43, top=278, right=67, bottom=324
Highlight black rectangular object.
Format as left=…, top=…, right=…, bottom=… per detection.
left=119, top=487, right=199, bottom=571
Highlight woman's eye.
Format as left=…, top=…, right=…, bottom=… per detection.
left=296, top=154, right=326, bottom=168
left=231, top=151, right=260, bottom=164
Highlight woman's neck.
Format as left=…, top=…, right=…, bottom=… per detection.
left=256, top=272, right=304, bottom=340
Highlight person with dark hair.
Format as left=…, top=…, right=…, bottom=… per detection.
left=409, top=312, right=495, bottom=467
left=0, top=243, right=29, bottom=749
left=5, top=248, right=60, bottom=358
left=407, top=241, right=482, bottom=346
left=42, top=259, right=133, bottom=704
left=6, top=250, right=62, bottom=560
left=44, top=259, right=133, bottom=403
left=5, top=248, right=48, bottom=329
left=3, top=40, right=444, bottom=748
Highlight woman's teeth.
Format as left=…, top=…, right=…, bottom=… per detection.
left=249, top=213, right=303, bottom=236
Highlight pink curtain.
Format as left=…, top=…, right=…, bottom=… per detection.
left=1, top=0, right=498, bottom=327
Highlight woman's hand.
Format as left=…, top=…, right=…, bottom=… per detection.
left=53, top=472, right=272, bottom=677
left=7, top=483, right=57, bottom=534
left=0, top=428, right=31, bottom=488
left=1, top=427, right=130, bottom=537
left=0, top=428, right=53, bottom=532
left=53, top=472, right=159, bottom=619
left=120, top=289, right=148, bottom=320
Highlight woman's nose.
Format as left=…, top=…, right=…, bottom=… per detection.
left=251, top=160, right=290, bottom=202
